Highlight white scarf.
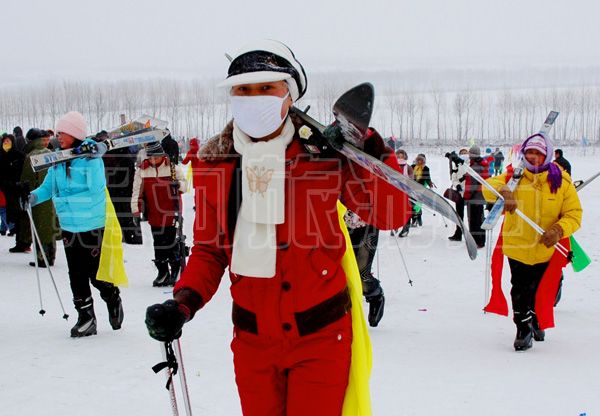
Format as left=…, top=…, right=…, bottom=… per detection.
left=230, top=117, right=295, bottom=278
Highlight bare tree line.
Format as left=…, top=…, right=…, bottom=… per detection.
left=1, top=78, right=600, bottom=146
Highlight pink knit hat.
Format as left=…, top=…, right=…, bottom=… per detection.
left=523, top=134, right=547, bottom=155
left=55, top=111, right=87, bottom=141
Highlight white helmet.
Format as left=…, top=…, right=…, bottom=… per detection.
left=218, top=39, right=307, bottom=101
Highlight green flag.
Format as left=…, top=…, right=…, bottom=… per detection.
left=570, top=236, right=591, bottom=272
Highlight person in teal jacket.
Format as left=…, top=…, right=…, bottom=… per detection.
left=29, top=111, right=124, bottom=338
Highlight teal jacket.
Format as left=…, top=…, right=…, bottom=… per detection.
left=32, top=151, right=106, bottom=233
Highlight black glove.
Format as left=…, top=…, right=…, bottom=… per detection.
left=456, top=184, right=462, bottom=193
left=145, top=300, right=188, bottom=342
left=445, top=151, right=464, bottom=166
left=322, top=123, right=345, bottom=150
left=15, top=182, right=31, bottom=210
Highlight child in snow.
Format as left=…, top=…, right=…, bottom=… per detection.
left=483, top=133, right=582, bottom=351
left=131, top=142, right=187, bottom=287
left=145, top=39, right=410, bottom=415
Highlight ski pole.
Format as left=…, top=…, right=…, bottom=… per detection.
left=391, top=233, right=413, bottom=286
left=484, top=229, right=493, bottom=308
left=153, top=342, right=179, bottom=416
left=174, top=339, right=193, bottom=415
left=25, top=204, right=69, bottom=320
left=463, top=165, right=570, bottom=258
left=27, top=207, right=45, bottom=316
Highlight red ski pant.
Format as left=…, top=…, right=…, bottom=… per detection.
left=231, top=314, right=352, bottom=416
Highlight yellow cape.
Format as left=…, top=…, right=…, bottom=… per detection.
left=97, top=188, right=128, bottom=287
left=338, top=201, right=372, bottom=416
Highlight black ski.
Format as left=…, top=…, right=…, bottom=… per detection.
left=291, top=83, right=478, bottom=260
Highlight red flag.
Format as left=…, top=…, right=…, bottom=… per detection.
left=484, top=228, right=509, bottom=316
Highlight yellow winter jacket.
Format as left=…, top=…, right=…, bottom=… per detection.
left=483, top=169, right=582, bottom=265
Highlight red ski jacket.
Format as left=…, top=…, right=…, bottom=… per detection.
left=175, top=119, right=410, bottom=340
left=131, top=157, right=187, bottom=227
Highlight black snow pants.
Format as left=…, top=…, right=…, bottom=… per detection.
left=63, top=228, right=115, bottom=301
left=508, top=258, right=549, bottom=324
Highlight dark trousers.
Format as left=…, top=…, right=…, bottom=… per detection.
left=151, top=226, right=178, bottom=262
left=348, top=225, right=381, bottom=297
left=466, top=201, right=485, bottom=246
left=63, top=228, right=114, bottom=300
left=112, top=198, right=143, bottom=244
left=508, top=258, right=549, bottom=324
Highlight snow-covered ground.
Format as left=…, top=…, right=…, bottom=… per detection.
left=1, top=150, right=598, bottom=415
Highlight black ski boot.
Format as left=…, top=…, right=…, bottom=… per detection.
left=167, top=259, right=181, bottom=287
left=513, top=314, right=533, bottom=351
left=366, top=291, right=385, bottom=327
left=363, top=277, right=385, bottom=327
left=152, top=259, right=170, bottom=287
left=448, top=227, right=462, bottom=241
left=531, top=313, right=545, bottom=342
left=399, top=223, right=410, bottom=237
left=9, top=243, right=31, bottom=253
left=71, top=297, right=97, bottom=338
left=101, top=286, right=124, bottom=330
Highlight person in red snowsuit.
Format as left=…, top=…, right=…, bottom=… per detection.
left=131, top=142, right=187, bottom=286
left=145, top=40, right=410, bottom=416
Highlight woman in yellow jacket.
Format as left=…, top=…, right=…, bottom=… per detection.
left=483, top=133, right=582, bottom=351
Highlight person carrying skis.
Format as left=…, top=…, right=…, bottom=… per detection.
left=24, top=111, right=124, bottom=337
left=145, top=39, right=410, bottom=416
left=482, top=133, right=582, bottom=351
left=131, top=142, right=187, bottom=287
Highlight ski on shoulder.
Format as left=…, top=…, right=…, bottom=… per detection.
left=291, top=83, right=478, bottom=260
left=30, top=128, right=169, bottom=172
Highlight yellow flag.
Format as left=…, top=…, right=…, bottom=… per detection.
left=338, top=201, right=373, bottom=416
left=97, top=188, right=129, bottom=287
left=185, top=163, right=193, bottom=193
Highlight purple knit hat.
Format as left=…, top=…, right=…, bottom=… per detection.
left=521, top=133, right=562, bottom=193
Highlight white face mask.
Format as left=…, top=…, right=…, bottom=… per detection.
left=460, top=154, right=469, bottom=161
left=230, top=93, right=289, bottom=138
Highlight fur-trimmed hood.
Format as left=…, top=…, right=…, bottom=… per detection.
left=199, top=113, right=305, bottom=162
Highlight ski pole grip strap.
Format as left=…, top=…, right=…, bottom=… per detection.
left=152, top=342, right=179, bottom=390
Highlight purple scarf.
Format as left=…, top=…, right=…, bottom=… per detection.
left=521, top=133, right=563, bottom=193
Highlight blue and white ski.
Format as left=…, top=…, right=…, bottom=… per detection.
left=30, top=128, right=169, bottom=172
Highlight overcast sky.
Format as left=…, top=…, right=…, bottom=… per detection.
left=1, top=0, right=599, bottom=86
